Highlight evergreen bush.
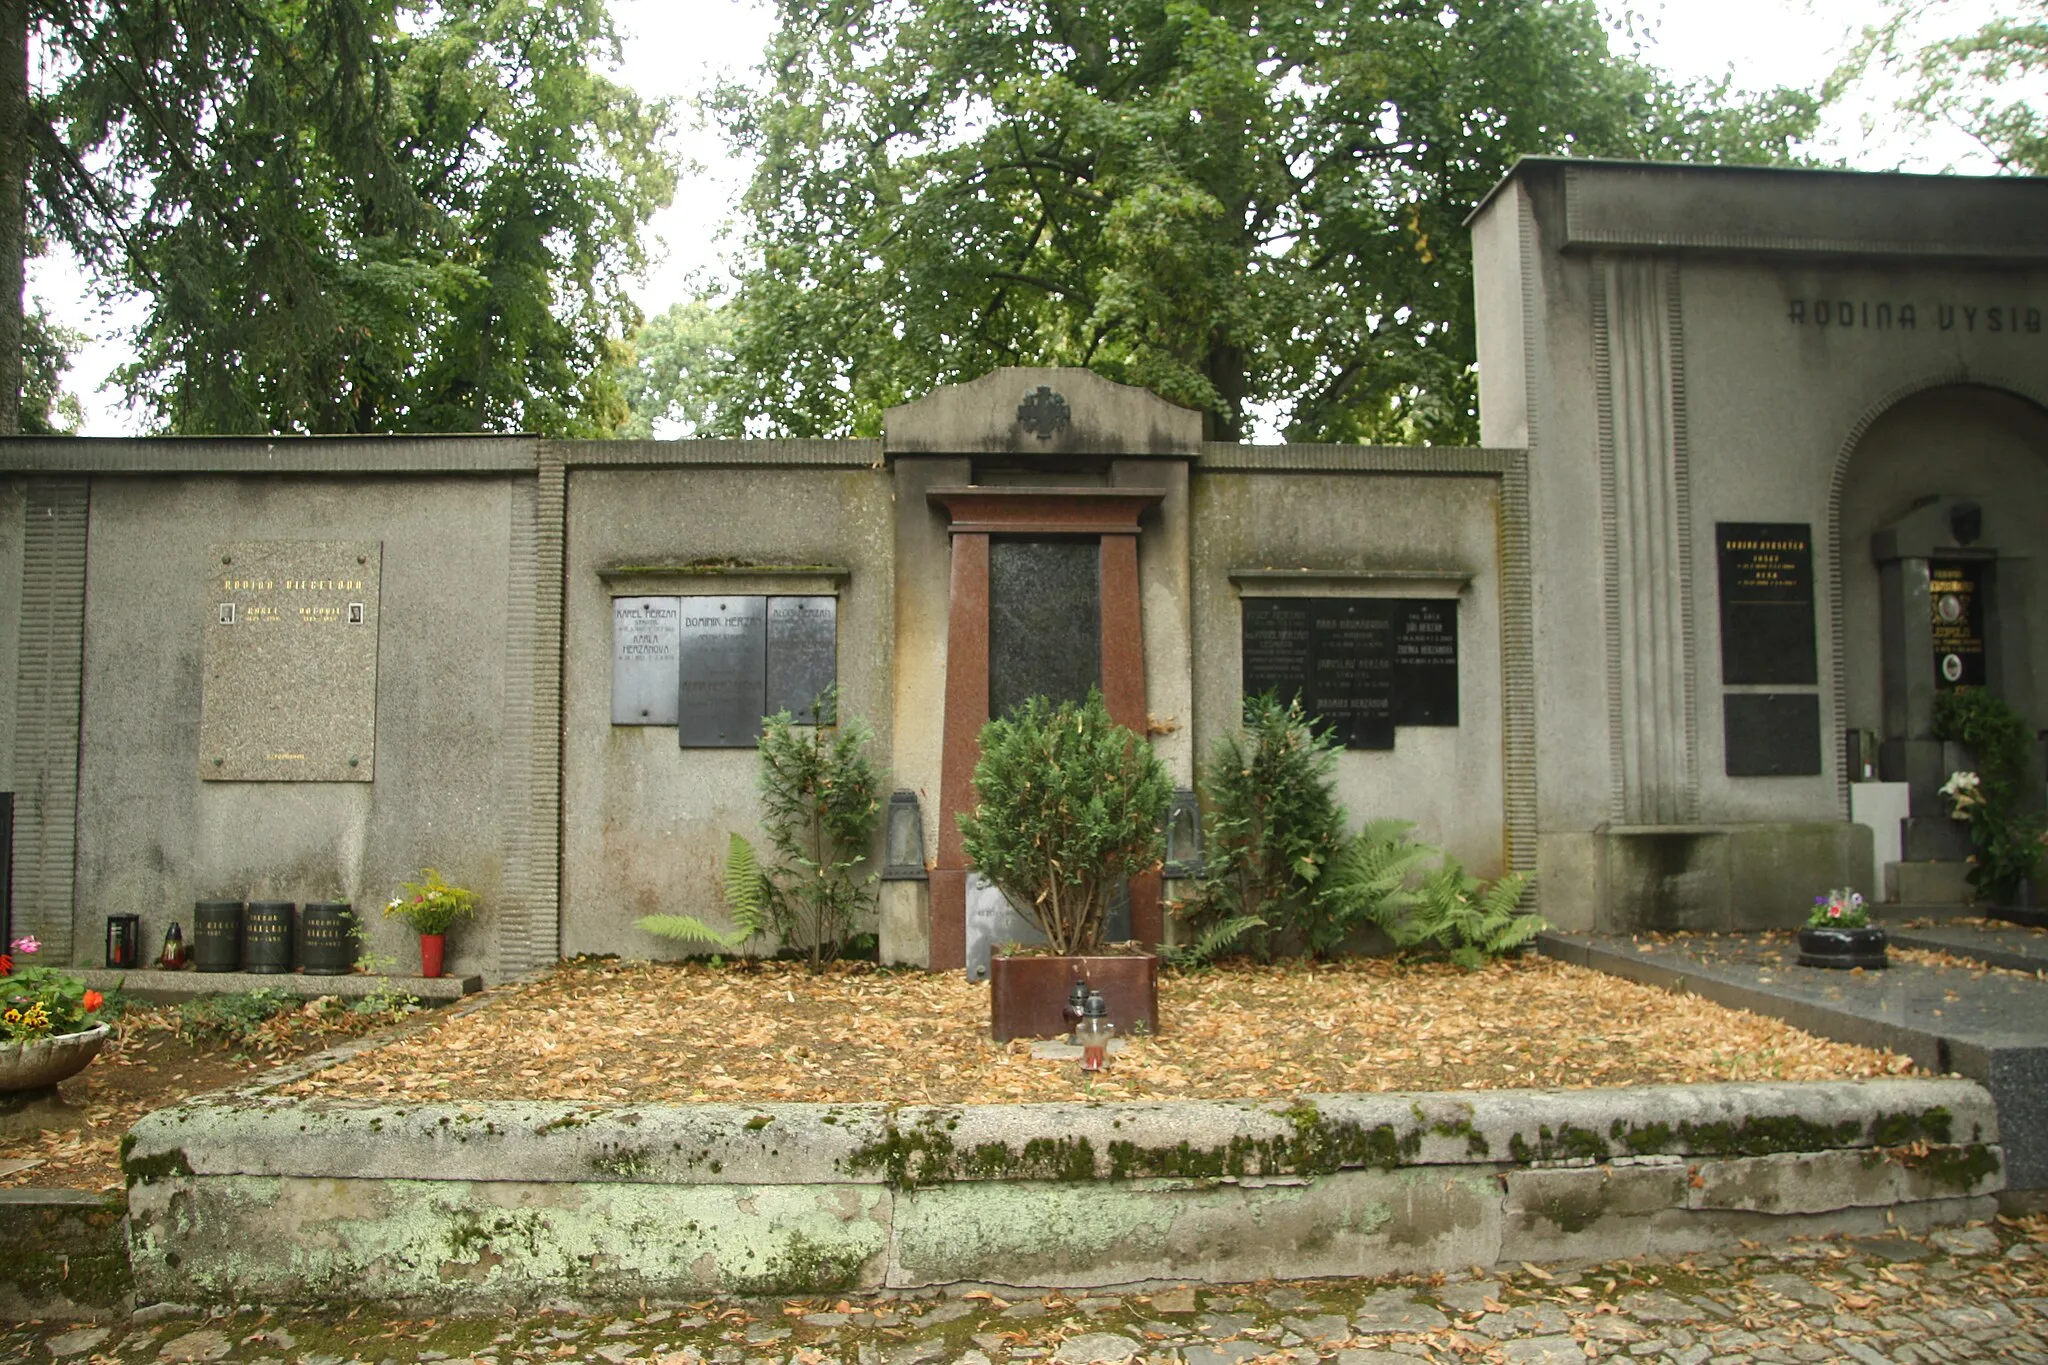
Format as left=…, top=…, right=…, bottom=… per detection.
left=958, top=690, right=1172, bottom=955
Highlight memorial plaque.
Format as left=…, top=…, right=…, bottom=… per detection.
left=989, top=539, right=1100, bottom=721
left=1393, top=600, right=1459, bottom=726
left=1308, top=599, right=1398, bottom=750
left=1718, top=523, right=1817, bottom=686
left=678, top=596, right=768, bottom=747
left=1241, top=597, right=1458, bottom=749
left=765, top=596, right=839, bottom=723
left=1724, top=692, right=1822, bottom=777
left=1929, top=560, right=1987, bottom=690
left=612, top=597, right=681, bottom=725
left=200, top=541, right=381, bottom=781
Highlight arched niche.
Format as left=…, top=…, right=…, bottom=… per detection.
left=1835, top=383, right=2048, bottom=846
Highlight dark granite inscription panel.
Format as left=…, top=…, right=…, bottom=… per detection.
left=1929, top=560, right=1987, bottom=690
left=1393, top=600, right=1459, bottom=726
left=679, top=596, right=768, bottom=747
left=1241, top=597, right=1459, bottom=749
left=765, top=596, right=838, bottom=723
left=1718, top=522, right=1816, bottom=686
left=1724, top=692, right=1822, bottom=777
left=989, top=539, right=1100, bottom=721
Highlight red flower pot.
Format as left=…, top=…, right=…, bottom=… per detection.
left=418, top=933, right=446, bottom=979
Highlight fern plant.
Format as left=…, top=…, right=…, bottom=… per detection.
left=639, top=690, right=884, bottom=970
left=636, top=832, right=771, bottom=953
left=1309, top=818, right=1438, bottom=959
left=1373, top=858, right=1543, bottom=970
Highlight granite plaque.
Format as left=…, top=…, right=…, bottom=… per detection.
left=989, top=539, right=1100, bottom=721
left=1393, top=600, right=1459, bottom=726
left=612, top=597, right=681, bottom=725
left=1241, top=596, right=1459, bottom=749
left=1724, top=692, right=1822, bottom=777
left=1930, top=560, right=1987, bottom=690
left=1718, top=523, right=1817, bottom=686
left=200, top=541, right=381, bottom=781
left=678, top=596, right=768, bottom=747
left=765, top=596, right=838, bottom=723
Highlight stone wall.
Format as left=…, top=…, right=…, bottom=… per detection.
left=124, top=1078, right=2000, bottom=1307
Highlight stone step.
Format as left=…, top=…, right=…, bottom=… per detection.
left=70, top=967, right=481, bottom=1003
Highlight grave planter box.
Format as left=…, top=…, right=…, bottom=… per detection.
left=989, top=951, right=1158, bottom=1042
left=1796, top=925, right=1888, bottom=970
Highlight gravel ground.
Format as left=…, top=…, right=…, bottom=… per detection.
left=11, top=1217, right=2048, bottom=1363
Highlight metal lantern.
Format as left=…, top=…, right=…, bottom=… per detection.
left=1162, top=788, right=1202, bottom=880
left=105, top=914, right=142, bottom=969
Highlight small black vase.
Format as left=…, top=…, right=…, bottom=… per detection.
left=1797, top=924, right=1888, bottom=970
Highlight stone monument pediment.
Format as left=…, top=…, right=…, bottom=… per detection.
left=882, top=366, right=1201, bottom=457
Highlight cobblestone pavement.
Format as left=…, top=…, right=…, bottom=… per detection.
left=11, top=1218, right=2048, bottom=1365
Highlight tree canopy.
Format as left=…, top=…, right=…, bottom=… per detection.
left=702, top=0, right=1821, bottom=444
left=1837, top=0, right=2046, bottom=175
left=9, top=0, right=673, bottom=437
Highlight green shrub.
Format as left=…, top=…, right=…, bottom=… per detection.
left=177, top=989, right=293, bottom=1047
left=641, top=692, right=884, bottom=970
left=1372, top=859, right=1542, bottom=970
left=959, top=690, right=1172, bottom=955
left=1934, top=688, right=2046, bottom=904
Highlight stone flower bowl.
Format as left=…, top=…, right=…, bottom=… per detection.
left=0, top=1022, right=112, bottom=1092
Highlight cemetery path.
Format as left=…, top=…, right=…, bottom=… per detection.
left=8, top=1217, right=2048, bottom=1364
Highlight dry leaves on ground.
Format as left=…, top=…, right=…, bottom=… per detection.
left=278, top=955, right=1913, bottom=1107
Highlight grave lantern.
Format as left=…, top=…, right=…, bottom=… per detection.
left=1161, top=788, right=1202, bottom=882
left=883, top=790, right=926, bottom=880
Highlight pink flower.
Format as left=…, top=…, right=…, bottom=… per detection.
left=9, top=935, right=38, bottom=955
left=1828, top=905, right=1843, bottom=918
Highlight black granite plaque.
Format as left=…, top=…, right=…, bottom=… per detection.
left=1718, top=523, right=1816, bottom=686
left=1724, top=692, right=1822, bottom=776
left=1393, top=600, right=1459, bottom=726
left=678, top=596, right=768, bottom=747
left=765, top=596, right=838, bottom=723
left=989, top=539, right=1100, bottom=721
left=1241, top=597, right=1458, bottom=749
left=1929, top=560, right=1987, bottom=690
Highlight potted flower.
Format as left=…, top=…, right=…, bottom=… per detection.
left=1935, top=690, right=2047, bottom=923
left=384, top=869, right=478, bottom=978
left=2, top=936, right=113, bottom=1092
left=1796, top=888, right=1886, bottom=969
left=958, top=690, right=1173, bottom=1040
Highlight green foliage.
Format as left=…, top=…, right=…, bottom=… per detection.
left=176, top=989, right=293, bottom=1047
left=1173, top=695, right=1437, bottom=963
left=1, top=965, right=110, bottom=1040
left=959, top=691, right=1173, bottom=955
left=1374, top=860, right=1542, bottom=970
left=753, top=699, right=884, bottom=970
left=1934, top=688, right=2045, bottom=903
left=702, top=0, right=1818, bottom=442
left=639, top=833, right=775, bottom=953
left=640, top=697, right=884, bottom=970
left=27, top=0, right=674, bottom=436
left=383, top=867, right=479, bottom=936
left=19, top=307, right=85, bottom=435
left=1835, top=0, right=2048, bottom=174
left=621, top=301, right=737, bottom=438
left=1175, top=693, right=1344, bottom=960
left=1312, top=818, right=1439, bottom=959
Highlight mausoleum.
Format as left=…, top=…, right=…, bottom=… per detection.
left=3, top=158, right=2044, bottom=981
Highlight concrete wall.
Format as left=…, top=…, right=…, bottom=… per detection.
left=1188, top=461, right=1511, bottom=877
left=123, top=1077, right=2001, bottom=1307
left=559, top=459, right=894, bottom=958
left=70, top=473, right=524, bottom=979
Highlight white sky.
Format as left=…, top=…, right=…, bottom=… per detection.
left=27, top=0, right=2006, bottom=436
